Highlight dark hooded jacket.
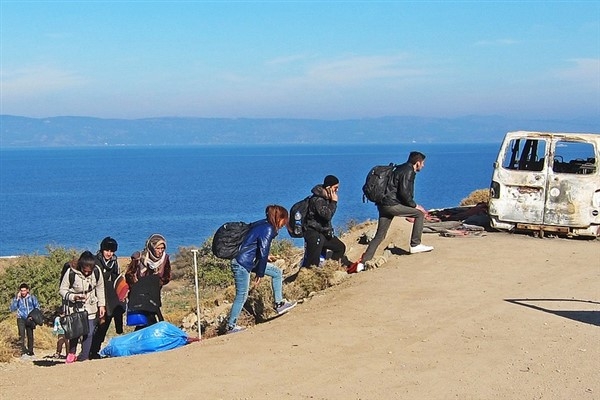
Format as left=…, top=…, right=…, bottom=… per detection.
left=305, top=184, right=337, bottom=237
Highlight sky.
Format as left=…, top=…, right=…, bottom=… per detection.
left=1, top=1, right=599, bottom=120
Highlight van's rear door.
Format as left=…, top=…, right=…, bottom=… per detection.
left=493, top=133, right=549, bottom=225
left=544, top=138, right=598, bottom=227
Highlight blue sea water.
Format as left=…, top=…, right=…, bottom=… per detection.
left=0, top=143, right=499, bottom=257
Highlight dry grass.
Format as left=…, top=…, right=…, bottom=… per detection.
left=0, top=318, right=55, bottom=362
left=460, top=188, right=490, bottom=206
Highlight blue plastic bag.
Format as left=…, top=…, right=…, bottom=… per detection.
left=99, top=321, right=189, bottom=358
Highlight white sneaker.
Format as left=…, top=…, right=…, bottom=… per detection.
left=356, top=262, right=365, bottom=272
left=410, top=244, right=434, bottom=254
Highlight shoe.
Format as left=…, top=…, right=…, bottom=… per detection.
left=52, top=353, right=61, bottom=359
left=410, top=244, right=434, bottom=254
left=65, top=353, right=77, bottom=364
left=226, top=325, right=246, bottom=334
left=275, top=300, right=297, bottom=315
left=347, top=261, right=364, bottom=274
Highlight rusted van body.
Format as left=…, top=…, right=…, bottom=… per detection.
left=489, top=131, right=600, bottom=237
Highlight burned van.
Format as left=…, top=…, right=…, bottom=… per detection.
left=489, top=131, right=600, bottom=238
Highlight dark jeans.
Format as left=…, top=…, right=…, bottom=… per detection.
left=363, top=203, right=424, bottom=263
left=16, top=318, right=34, bottom=355
left=89, top=306, right=124, bottom=358
left=302, top=229, right=348, bottom=268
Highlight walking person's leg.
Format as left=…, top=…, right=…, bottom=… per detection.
left=77, top=319, right=97, bottom=361
left=16, top=318, right=27, bottom=355
left=89, top=315, right=112, bottom=359
left=66, top=337, right=78, bottom=363
left=385, top=203, right=432, bottom=252
left=362, top=211, right=393, bottom=264
left=25, top=323, right=34, bottom=355
left=324, top=236, right=349, bottom=266
left=302, top=229, right=325, bottom=268
left=408, top=208, right=425, bottom=247
left=264, top=262, right=297, bottom=315
left=264, top=263, right=283, bottom=304
left=56, top=334, right=66, bottom=357
left=227, top=260, right=251, bottom=330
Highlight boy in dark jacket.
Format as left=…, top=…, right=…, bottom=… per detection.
left=302, top=175, right=349, bottom=268
left=89, top=237, right=124, bottom=359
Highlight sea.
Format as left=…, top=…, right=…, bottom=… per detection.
left=0, top=143, right=500, bottom=257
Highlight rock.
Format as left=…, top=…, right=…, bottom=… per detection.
left=358, top=231, right=375, bottom=244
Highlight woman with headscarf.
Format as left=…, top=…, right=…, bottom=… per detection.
left=125, top=234, right=171, bottom=329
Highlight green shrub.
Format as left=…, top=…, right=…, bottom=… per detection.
left=171, top=239, right=232, bottom=289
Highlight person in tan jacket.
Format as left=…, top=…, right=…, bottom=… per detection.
left=59, top=250, right=105, bottom=363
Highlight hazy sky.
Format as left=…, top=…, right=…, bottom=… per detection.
left=1, top=1, right=598, bottom=120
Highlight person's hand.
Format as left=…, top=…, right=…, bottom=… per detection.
left=268, top=255, right=276, bottom=262
left=253, top=276, right=262, bottom=287
left=98, top=306, right=106, bottom=319
left=75, top=294, right=86, bottom=301
left=416, top=204, right=427, bottom=214
left=328, top=186, right=338, bottom=202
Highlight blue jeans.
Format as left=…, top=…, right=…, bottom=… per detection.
left=227, top=259, right=284, bottom=328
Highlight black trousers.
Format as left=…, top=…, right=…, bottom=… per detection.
left=16, top=317, right=34, bottom=355
left=89, top=306, right=124, bottom=358
left=302, top=229, right=347, bottom=268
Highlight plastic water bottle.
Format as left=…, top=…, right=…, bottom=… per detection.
left=294, top=211, right=302, bottom=235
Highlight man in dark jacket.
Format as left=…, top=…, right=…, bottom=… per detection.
left=359, top=151, right=433, bottom=269
left=302, top=175, right=349, bottom=268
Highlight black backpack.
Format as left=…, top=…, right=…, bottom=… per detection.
left=287, top=196, right=312, bottom=238
left=211, top=221, right=251, bottom=259
left=362, top=163, right=397, bottom=204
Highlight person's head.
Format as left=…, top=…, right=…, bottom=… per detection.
left=145, top=234, right=167, bottom=259
left=100, top=236, right=118, bottom=259
left=265, top=204, right=289, bottom=230
left=407, top=151, right=426, bottom=172
left=77, top=250, right=97, bottom=277
left=323, top=174, right=340, bottom=190
left=18, top=283, right=29, bottom=297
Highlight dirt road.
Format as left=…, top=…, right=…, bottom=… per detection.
left=1, top=220, right=598, bottom=400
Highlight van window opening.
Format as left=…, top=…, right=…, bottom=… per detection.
left=552, top=141, right=596, bottom=175
left=502, top=138, right=546, bottom=172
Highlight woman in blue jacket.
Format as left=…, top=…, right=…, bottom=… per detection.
left=226, top=204, right=297, bottom=334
